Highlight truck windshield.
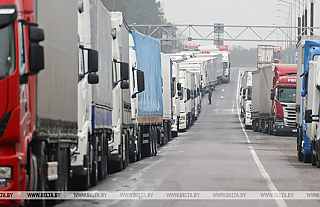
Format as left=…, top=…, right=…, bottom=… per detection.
left=247, top=87, right=252, bottom=100
left=0, top=24, right=15, bottom=80
left=223, top=62, right=228, bottom=69
left=278, top=87, right=296, bottom=103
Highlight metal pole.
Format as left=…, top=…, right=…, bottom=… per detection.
left=298, top=17, right=301, bottom=41
left=302, top=14, right=305, bottom=36
left=304, top=8, right=307, bottom=35
left=310, top=2, right=314, bottom=36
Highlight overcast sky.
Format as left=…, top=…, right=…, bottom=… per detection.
left=159, top=0, right=319, bottom=48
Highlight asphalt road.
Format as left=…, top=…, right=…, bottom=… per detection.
left=56, top=67, right=320, bottom=207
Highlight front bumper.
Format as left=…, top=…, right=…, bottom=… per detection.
left=275, top=125, right=297, bottom=135
left=0, top=155, right=25, bottom=206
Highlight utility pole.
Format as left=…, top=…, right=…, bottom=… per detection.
left=310, top=1, right=314, bottom=35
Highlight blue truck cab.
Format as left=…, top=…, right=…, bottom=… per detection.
left=300, top=40, right=320, bottom=161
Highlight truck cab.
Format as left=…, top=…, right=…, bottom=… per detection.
left=0, top=1, right=44, bottom=205
left=297, top=39, right=320, bottom=162
left=271, top=65, right=297, bottom=135
left=179, top=69, right=189, bottom=131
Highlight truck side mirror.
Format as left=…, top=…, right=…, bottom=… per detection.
left=120, top=62, right=129, bottom=80
left=88, top=73, right=99, bottom=84
left=29, top=26, right=45, bottom=42
left=29, top=43, right=44, bottom=73
left=137, top=70, right=145, bottom=92
left=121, top=81, right=129, bottom=89
left=29, top=26, right=45, bottom=73
left=270, top=92, right=274, bottom=100
left=243, top=89, right=246, bottom=96
left=88, top=49, right=98, bottom=73
left=305, top=109, right=313, bottom=123
left=229, top=63, right=231, bottom=68
left=177, top=83, right=182, bottom=91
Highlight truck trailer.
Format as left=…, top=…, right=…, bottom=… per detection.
left=196, top=51, right=231, bottom=83
left=257, top=45, right=274, bottom=68
left=131, top=30, right=163, bottom=157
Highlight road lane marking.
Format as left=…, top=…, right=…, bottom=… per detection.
left=236, top=69, right=287, bottom=207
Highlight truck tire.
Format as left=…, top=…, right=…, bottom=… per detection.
left=90, top=137, right=98, bottom=187
left=268, top=119, right=273, bottom=135
left=297, top=127, right=303, bottom=161
left=303, top=154, right=311, bottom=163
left=253, top=120, right=258, bottom=132
left=78, top=152, right=91, bottom=190
left=32, top=141, right=47, bottom=207
left=124, top=131, right=130, bottom=168
left=137, top=128, right=142, bottom=161
left=264, top=119, right=269, bottom=134
left=153, top=128, right=158, bottom=156
left=115, top=142, right=124, bottom=171
left=98, top=133, right=108, bottom=181
left=312, top=153, right=317, bottom=166
left=317, top=149, right=320, bottom=168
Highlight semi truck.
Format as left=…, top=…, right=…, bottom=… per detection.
left=179, top=69, right=191, bottom=132
left=252, top=64, right=297, bottom=136
left=131, top=30, right=163, bottom=157
left=0, top=0, right=101, bottom=206
left=181, top=57, right=218, bottom=91
left=296, top=38, right=320, bottom=163
left=71, top=0, right=111, bottom=190
left=257, top=45, right=274, bottom=68
left=274, top=46, right=282, bottom=64
left=304, top=60, right=320, bottom=167
left=171, top=62, right=182, bottom=137
left=196, top=50, right=231, bottom=83
left=161, top=53, right=173, bottom=144
left=240, top=71, right=252, bottom=129
left=166, top=54, right=183, bottom=137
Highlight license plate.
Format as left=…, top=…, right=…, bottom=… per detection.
left=292, top=129, right=297, bottom=132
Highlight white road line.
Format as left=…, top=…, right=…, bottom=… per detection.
left=236, top=69, right=287, bottom=207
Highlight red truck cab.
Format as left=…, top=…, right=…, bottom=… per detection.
left=0, top=1, right=44, bottom=206
left=271, top=65, right=297, bottom=135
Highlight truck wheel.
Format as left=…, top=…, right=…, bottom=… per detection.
left=312, top=153, right=317, bottom=166
left=252, top=120, right=256, bottom=132
left=150, top=127, right=154, bottom=157
left=32, top=142, right=47, bottom=207
left=153, top=128, right=158, bottom=156
left=303, top=154, right=311, bottom=163
left=77, top=142, right=91, bottom=190
left=30, top=153, right=38, bottom=192
left=124, top=131, right=130, bottom=168
left=268, top=119, right=273, bottom=135
left=137, top=128, right=142, bottom=161
left=98, top=133, right=108, bottom=181
left=90, top=137, right=98, bottom=187
left=297, top=128, right=303, bottom=161
left=115, top=142, right=124, bottom=171
left=317, top=150, right=320, bottom=168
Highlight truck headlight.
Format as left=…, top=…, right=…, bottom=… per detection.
left=0, top=167, right=12, bottom=179
left=0, top=167, right=13, bottom=189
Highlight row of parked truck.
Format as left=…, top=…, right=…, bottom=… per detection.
left=240, top=35, right=320, bottom=169
left=0, top=0, right=231, bottom=206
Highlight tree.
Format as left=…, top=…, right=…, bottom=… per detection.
left=101, top=0, right=166, bottom=24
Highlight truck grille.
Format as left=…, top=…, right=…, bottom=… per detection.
left=282, top=105, right=296, bottom=128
